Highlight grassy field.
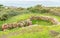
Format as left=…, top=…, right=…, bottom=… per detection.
left=0, top=13, right=60, bottom=26
left=0, top=13, right=60, bottom=38
left=0, top=25, right=60, bottom=38
left=0, top=5, right=60, bottom=38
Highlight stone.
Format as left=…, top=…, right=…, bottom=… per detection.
left=2, top=23, right=8, bottom=31
left=49, top=30, right=60, bottom=36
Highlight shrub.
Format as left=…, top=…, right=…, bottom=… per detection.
left=7, top=10, right=20, bottom=16
left=0, top=14, right=8, bottom=21
left=0, top=10, right=20, bottom=21
left=41, top=9, right=50, bottom=13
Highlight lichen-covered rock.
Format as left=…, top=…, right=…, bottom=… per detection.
left=39, top=16, right=49, bottom=20
left=8, top=23, right=13, bottom=29
left=49, top=30, right=60, bottom=36
left=48, top=17, right=59, bottom=24
left=24, top=19, right=32, bottom=26
left=55, top=35, right=60, bottom=38
left=12, top=23, right=18, bottom=28
left=2, top=23, right=8, bottom=31
left=19, top=22, right=25, bottom=27
left=16, top=20, right=25, bottom=27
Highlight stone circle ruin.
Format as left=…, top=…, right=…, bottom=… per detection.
left=2, top=16, right=59, bottom=31
left=30, top=16, right=59, bottom=25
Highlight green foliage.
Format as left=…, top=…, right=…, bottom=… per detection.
left=27, top=5, right=50, bottom=14
left=0, top=4, right=3, bottom=8
left=0, top=4, right=60, bottom=38
left=41, top=9, right=50, bottom=13
left=0, top=13, right=8, bottom=21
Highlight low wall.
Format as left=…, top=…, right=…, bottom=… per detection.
left=2, top=16, right=59, bottom=31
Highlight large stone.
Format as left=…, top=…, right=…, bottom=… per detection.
left=2, top=23, right=8, bottom=31
left=49, top=30, right=60, bottom=36
left=24, top=19, right=32, bottom=26
left=55, top=35, right=60, bottom=38
left=12, top=23, right=18, bottom=28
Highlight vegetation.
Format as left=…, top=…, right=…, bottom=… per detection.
left=0, top=4, right=60, bottom=38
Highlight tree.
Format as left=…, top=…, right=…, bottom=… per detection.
left=0, top=4, right=3, bottom=8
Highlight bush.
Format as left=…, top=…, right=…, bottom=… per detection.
left=7, top=10, right=20, bottom=16
left=27, top=5, right=51, bottom=14
left=0, top=10, right=21, bottom=21
left=0, top=13, right=8, bottom=21
left=41, top=9, right=50, bottom=13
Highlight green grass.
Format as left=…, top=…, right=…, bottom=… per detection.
left=0, top=25, right=60, bottom=38
left=0, top=13, right=60, bottom=26
left=0, top=5, right=60, bottom=38
left=32, top=20, right=52, bottom=26
left=0, top=13, right=60, bottom=38
left=0, top=13, right=60, bottom=30
left=9, top=27, right=50, bottom=38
